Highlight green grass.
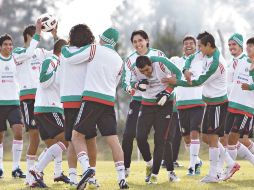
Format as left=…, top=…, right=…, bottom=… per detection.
left=0, top=160, right=253, bottom=190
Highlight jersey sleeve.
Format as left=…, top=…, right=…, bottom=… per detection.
left=177, top=50, right=220, bottom=87
left=39, top=59, right=56, bottom=88
left=13, top=33, right=40, bottom=63
left=248, top=69, right=254, bottom=90
left=61, top=44, right=96, bottom=64
left=121, top=58, right=132, bottom=92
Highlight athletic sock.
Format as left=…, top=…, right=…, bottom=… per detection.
left=115, top=161, right=125, bottom=182
left=77, top=151, right=90, bottom=173
left=208, top=147, right=219, bottom=178
left=237, top=142, right=254, bottom=165
left=190, top=139, right=200, bottom=169
left=12, top=140, right=23, bottom=171
left=69, top=168, right=77, bottom=184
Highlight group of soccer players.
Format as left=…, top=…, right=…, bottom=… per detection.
left=0, top=17, right=254, bottom=190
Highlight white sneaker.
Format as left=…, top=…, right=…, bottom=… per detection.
left=168, top=171, right=180, bottom=182
left=222, top=162, right=240, bottom=181
left=200, top=175, right=219, bottom=183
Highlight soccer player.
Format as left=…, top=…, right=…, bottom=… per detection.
left=170, top=35, right=204, bottom=176
left=163, top=32, right=239, bottom=182
left=222, top=34, right=254, bottom=172
left=71, top=28, right=129, bottom=189
left=121, top=30, right=165, bottom=177
left=59, top=24, right=98, bottom=188
left=13, top=21, right=65, bottom=185
left=0, top=34, right=25, bottom=178
left=226, top=37, right=254, bottom=166
left=133, top=55, right=182, bottom=184
left=29, top=39, right=69, bottom=188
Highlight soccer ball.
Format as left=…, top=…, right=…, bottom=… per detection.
left=39, top=13, right=57, bottom=32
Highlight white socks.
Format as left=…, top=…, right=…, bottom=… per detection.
left=146, top=159, right=153, bottom=167
left=26, top=155, right=36, bottom=183
left=77, top=151, right=90, bottom=173
left=54, top=152, right=63, bottom=178
left=36, top=142, right=66, bottom=173
left=12, top=140, right=23, bottom=171
left=69, top=168, right=77, bottom=184
left=190, top=139, right=200, bottom=169
left=248, top=142, right=254, bottom=154
left=237, top=142, right=254, bottom=165
left=115, top=161, right=125, bottom=182
left=208, top=147, right=219, bottom=178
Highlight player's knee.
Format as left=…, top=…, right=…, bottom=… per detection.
left=228, top=132, right=239, bottom=145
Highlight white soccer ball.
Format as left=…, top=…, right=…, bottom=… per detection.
left=39, top=13, right=57, bottom=32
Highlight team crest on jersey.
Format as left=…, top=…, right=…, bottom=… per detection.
left=245, top=67, right=249, bottom=72
left=4, top=66, right=9, bottom=71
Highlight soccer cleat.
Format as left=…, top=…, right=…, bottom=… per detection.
left=87, top=178, right=100, bottom=189
left=0, top=169, right=3, bottom=178
left=29, top=170, right=48, bottom=188
left=119, top=179, right=129, bottom=189
left=148, top=175, right=158, bottom=184
left=222, top=162, right=240, bottom=181
left=200, top=175, right=219, bottom=183
left=173, top=161, right=184, bottom=168
left=195, top=160, right=203, bottom=175
left=168, top=171, right=180, bottom=182
left=12, top=167, right=26, bottom=178
left=54, top=172, right=70, bottom=184
left=145, top=165, right=152, bottom=182
left=77, top=168, right=95, bottom=190
left=187, top=167, right=195, bottom=176
left=125, top=168, right=130, bottom=178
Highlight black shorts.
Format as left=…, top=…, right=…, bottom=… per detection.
left=225, top=112, right=253, bottom=138
left=64, top=108, right=96, bottom=141
left=74, top=101, right=117, bottom=137
left=20, top=99, right=37, bottom=131
left=0, top=105, right=23, bottom=132
left=202, top=102, right=228, bottom=137
left=35, top=112, right=64, bottom=140
left=178, top=106, right=204, bottom=136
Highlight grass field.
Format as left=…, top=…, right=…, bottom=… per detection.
left=0, top=160, right=253, bottom=190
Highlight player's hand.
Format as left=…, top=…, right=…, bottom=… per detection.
left=35, top=18, right=42, bottom=35
left=156, top=89, right=171, bottom=106
left=161, top=77, right=177, bottom=85
left=241, top=83, right=250, bottom=90
left=136, top=79, right=149, bottom=91
left=51, top=23, right=58, bottom=40
left=126, top=86, right=135, bottom=96
left=184, top=70, right=193, bottom=85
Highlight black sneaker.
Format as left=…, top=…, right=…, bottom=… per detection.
left=12, top=167, right=26, bottom=178
left=119, top=179, right=129, bottom=189
left=77, top=168, right=95, bottom=190
left=54, top=172, right=70, bottom=184
left=0, top=169, right=3, bottom=178
left=29, top=170, right=48, bottom=188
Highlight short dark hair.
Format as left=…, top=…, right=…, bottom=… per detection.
left=247, top=37, right=254, bottom=45
left=53, top=39, right=68, bottom=55
left=69, top=24, right=95, bottom=47
left=23, top=25, right=36, bottom=43
left=0, top=33, right=13, bottom=46
left=183, top=35, right=196, bottom=45
left=131, top=30, right=149, bottom=47
left=197, top=31, right=216, bottom=48
left=136, top=56, right=152, bottom=69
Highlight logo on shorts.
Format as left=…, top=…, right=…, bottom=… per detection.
left=138, top=111, right=142, bottom=117
left=31, top=119, right=36, bottom=127
left=128, top=109, right=133, bottom=115
left=181, top=127, right=185, bottom=133
left=4, top=66, right=9, bottom=71
left=165, top=115, right=171, bottom=119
